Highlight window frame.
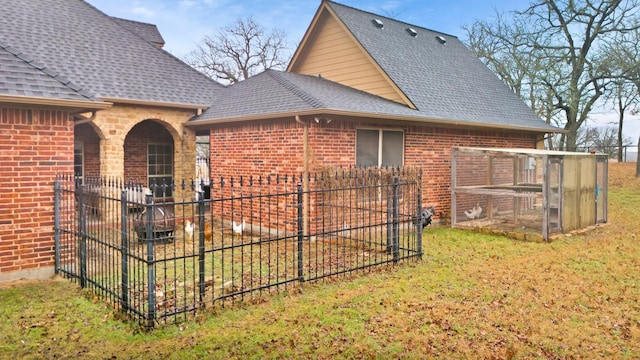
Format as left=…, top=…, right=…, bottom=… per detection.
left=355, top=128, right=404, bottom=167
left=74, top=141, right=84, bottom=181
left=147, top=143, right=174, bottom=197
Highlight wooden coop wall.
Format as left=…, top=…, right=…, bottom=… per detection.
left=451, top=148, right=607, bottom=242
left=562, top=155, right=597, bottom=232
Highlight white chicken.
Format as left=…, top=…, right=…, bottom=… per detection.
left=464, top=203, right=482, bottom=220
left=232, top=219, right=245, bottom=235
left=184, top=220, right=194, bottom=240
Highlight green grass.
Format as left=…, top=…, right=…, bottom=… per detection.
left=1, top=163, right=639, bottom=359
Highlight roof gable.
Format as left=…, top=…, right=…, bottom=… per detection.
left=287, top=1, right=553, bottom=131
left=0, top=0, right=222, bottom=107
left=288, top=3, right=413, bottom=108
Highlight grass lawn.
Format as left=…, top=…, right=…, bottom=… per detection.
left=1, top=163, right=639, bottom=359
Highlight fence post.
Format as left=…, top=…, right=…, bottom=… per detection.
left=54, top=179, right=61, bottom=274
left=417, top=187, right=423, bottom=259
left=197, top=190, right=206, bottom=304
left=392, top=178, right=400, bottom=263
left=144, top=193, right=156, bottom=328
left=121, top=189, right=129, bottom=313
left=78, top=184, right=87, bottom=288
left=297, top=183, right=304, bottom=282
left=386, top=195, right=392, bottom=255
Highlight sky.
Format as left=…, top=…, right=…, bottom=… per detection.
left=86, top=0, right=639, bottom=142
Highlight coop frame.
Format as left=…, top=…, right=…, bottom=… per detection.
left=451, top=147, right=608, bottom=241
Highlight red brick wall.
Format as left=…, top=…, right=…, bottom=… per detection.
left=0, top=106, right=74, bottom=278
left=210, top=119, right=305, bottom=176
left=208, top=117, right=538, bottom=223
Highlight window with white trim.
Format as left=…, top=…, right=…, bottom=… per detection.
left=148, top=143, right=173, bottom=197
left=356, top=129, right=404, bottom=167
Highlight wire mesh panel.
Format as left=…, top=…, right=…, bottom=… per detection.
left=452, top=148, right=547, bottom=241
left=451, top=147, right=608, bottom=242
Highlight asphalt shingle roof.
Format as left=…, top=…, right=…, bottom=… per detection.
left=0, top=43, right=98, bottom=102
left=198, top=69, right=422, bottom=120
left=111, top=17, right=165, bottom=48
left=324, top=1, right=555, bottom=131
left=0, top=0, right=222, bottom=106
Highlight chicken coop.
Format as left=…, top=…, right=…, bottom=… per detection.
left=451, top=147, right=608, bottom=241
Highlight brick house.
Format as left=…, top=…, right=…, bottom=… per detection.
left=0, top=0, right=222, bottom=281
left=187, top=1, right=558, bottom=222
left=1, top=0, right=557, bottom=282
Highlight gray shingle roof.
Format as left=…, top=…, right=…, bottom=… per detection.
left=0, top=43, right=99, bottom=102
left=111, top=17, right=165, bottom=48
left=0, top=0, right=222, bottom=106
left=324, top=1, right=555, bottom=131
left=197, top=69, right=421, bottom=121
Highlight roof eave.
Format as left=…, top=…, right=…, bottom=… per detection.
left=0, top=94, right=112, bottom=113
left=186, top=109, right=563, bottom=134
left=100, top=97, right=209, bottom=111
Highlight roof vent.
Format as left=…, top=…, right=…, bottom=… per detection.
left=435, top=35, right=447, bottom=45
left=372, top=19, right=384, bottom=29
left=406, top=28, right=418, bottom=37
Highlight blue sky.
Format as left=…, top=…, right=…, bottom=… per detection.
left=86, top=0, right=533, bottom=57
left=86, top=0, right=639, bottom=139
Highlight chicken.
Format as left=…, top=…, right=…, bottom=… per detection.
left=232, top=219, right=245, bottom=235
left=184, top=220, right=194, bottom=241
left=464, top=203, right=482, bottom=220
left=204, top=221, right=213, bottom=241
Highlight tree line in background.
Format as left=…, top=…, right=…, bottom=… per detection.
left=464, top=0, right=640, bottom=158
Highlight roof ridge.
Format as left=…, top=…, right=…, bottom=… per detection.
left=266, top=70, right=327, bottom=108
left=0, top=42, right=98, bottom=101
left=325, top=0, right=458, bottom=38
left=84, top=0, right=225, bottom=92
left=109, top=16, right=157, bottom=27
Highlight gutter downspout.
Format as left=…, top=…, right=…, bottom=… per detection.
left=295, top=115, right=309, bottom=237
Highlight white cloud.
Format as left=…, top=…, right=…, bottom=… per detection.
left=131, top=5, right=156, bottom=18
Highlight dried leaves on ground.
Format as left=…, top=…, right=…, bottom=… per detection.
left=1, top=163, right=639, bottom=359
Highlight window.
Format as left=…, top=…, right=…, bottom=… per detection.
left=74, top=141, right=84, bottom=181
left=356, top=129, right=404, bottom=167
left=148, top=143, right=173, bottom=197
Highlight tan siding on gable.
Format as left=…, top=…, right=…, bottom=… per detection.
left=294, top=14, right=407, bottom=106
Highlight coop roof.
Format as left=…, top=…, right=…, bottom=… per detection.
left=453, top=147, right=604, bottom=157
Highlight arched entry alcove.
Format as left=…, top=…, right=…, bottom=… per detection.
left=124, top=120, right=175, bottom=197
left=74, top=122, right=104, bottom=180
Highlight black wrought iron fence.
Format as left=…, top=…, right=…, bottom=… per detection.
left=54, top=167, right=425, bottom=327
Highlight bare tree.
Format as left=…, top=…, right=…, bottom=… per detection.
left=186, top=17, right=290, bottom=85
left=465, top=0, right=640, bottom=151
left=604, top=78, right=639, bottom=161
left=465, top=13, right=564, bottom=149
left=578, top=126, right=634, bottom=158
